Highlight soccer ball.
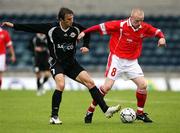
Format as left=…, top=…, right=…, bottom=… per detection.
left=120, top=108, right=136, bottom=123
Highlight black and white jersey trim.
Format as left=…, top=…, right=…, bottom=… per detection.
left=48, top=27, right=58, bottom=59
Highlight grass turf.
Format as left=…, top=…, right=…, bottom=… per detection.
left=0, top=90, right=180, bottom=133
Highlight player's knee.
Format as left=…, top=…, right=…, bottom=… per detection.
left=56, top=82, right=65, bottom=91
left=86, top=79, right=95, bottom=89
left=139, top=82, right=148, bottom=90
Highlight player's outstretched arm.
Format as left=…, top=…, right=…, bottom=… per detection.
left=78, top=25, right=101, bottom=40
left=158, top=38, right=166, bottom=47
left=78, top=32, right=85, bottom=40
left=1, top=22, right=14, bottom=28
left=9, top=46, right=16, bottom=63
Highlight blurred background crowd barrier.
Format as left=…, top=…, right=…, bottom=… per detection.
left=1, top=14, right=179, bottom=73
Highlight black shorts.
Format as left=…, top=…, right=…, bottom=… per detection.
left=34, top=56, right=49, bottom=72
left=49, top=58, right=84, bottom=80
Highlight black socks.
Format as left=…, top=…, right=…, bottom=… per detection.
left=89, top=86, right=109, bottom=113
left=51, top=90, right=62, bottom=117
left=37, top=76, right=49, bottom=90
left=43, top=76, right=49, bottom=84
left=37, top=78, right=41, bottom=90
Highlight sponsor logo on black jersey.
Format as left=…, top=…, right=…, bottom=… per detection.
left=70, top=32, right=76, bottom=38
left=57, top=43, right=74, bottom=52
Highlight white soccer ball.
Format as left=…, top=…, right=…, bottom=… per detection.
left=120, top=108, right=136, bottom=123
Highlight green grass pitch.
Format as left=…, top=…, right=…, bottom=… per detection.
left=0, top=90, right=180, bottom=133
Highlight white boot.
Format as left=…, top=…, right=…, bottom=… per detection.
left=105, top=105, right=121, bottom=118
left=50, top=116, right=62, bottom=124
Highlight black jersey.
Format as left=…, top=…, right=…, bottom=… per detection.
left=31, top=34, right=49, bottom=57
left=14, top=22, right=90, bottom=62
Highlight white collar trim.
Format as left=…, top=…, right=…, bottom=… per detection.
left=60, top=22, right=70, bottom=32
left=128, top=18, right=142, bottom=32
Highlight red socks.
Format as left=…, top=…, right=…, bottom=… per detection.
left=136, top=88, right=147, bottom=114
left=87, top=87, right=148, bottom=115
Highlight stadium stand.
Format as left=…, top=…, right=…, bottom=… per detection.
left=0, top=14, right=180, bottom=72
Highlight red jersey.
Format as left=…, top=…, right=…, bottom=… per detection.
left=0, top=28, right=12, bottom=54
left=84, top=18, right=164, bottom=60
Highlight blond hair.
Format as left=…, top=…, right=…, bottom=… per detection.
left=131, top=8, right=144, bottom=18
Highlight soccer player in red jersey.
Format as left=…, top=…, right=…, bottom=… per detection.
left=0, top=27, right=16, bottom=89
left=78, top=8, right=166, bottom=123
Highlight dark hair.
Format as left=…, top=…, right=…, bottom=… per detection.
left=57, top=7, right=74, bottom=20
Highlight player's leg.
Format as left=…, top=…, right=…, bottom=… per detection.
left=49, top=62, right=65, bottom=124
left=43, top=70, right=50, bottom=84
left=36, top=72, right=41, bottom=89
left=85, top=78, right=115, bottom=123
left=37, top=60, right=50, bottom=94
left=35, top=71, right=42, bottom=96
left=0, top=52, right=15, bottom=89
left=76, top=70, right=109, bottom=112
left=0, top=72, right=2, bottom=89
left=132, top=77, right=148, bottom=114
left=34, top=60, right=44, bottom=95
left=66, top=60, right=108, bottom=114
left=0, top=54, right=6, bottom=90
left=84, top=53, right=120, bottom=123
left=132, top=76, right=152, bottom=122
left=49, top=73, right=64, bottom=124
left=76, top=70, right=120, bottom=119
left=41, top=59, right=50, bottom=85
left=125, top=59, right=152, bottom=123
left=40, top=70, right=50, bottom=95
left=87, top=78, right=115, bottom=112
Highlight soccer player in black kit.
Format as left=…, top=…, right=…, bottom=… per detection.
left=2, top=7, right=120, bottom=124
left=29, top=33, right=51, bottom=96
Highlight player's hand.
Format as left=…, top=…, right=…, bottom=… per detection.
left=1, top=22, right=14, bottom=28
left=78, top=32, right=85, bottom=40
left=35, top=47, right=43, bottom=52
left=80, top=47, right=89, bottom=54
left=158, top=38, right=166, bottom=47
left=11, top=55, right=16, bottom=63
